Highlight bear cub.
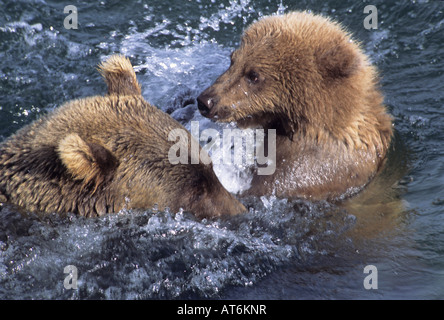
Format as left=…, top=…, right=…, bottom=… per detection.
left=0, top=55, right=246, bottom=218
left=197, top=11, right=393, bottom=201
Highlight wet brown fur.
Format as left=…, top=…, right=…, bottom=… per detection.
left=197, top=12, right=393, bottom=200
left=0, top=55, right=246, bottom=218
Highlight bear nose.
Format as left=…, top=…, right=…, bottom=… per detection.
left=197, top=94, right=214, bottom=117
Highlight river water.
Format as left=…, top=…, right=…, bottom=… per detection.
left=0, top=0, right=443, bottom=299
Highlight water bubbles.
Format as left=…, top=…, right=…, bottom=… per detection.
left=260, top=195, right=277, bottom=210
left=409, top=115, right=430, bottom=128
left=0, top=195, right=352, bottom=299
left=275, top=1, right=287, bottom=15
left=198, top=0, right=257, bottom=34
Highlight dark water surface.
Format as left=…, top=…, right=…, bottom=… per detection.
left=1, top=0, right=444, bottom=299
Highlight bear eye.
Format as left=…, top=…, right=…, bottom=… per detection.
left=246, top=70, right=260, bottom=84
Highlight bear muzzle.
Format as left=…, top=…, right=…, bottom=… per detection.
left=197, top=92, right=234, bottom=121
left=197, top=92, right=215, bottom=117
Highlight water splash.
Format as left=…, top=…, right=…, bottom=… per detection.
left=0, top=197, right=354, bottom=299
left=199, top=0, right=257, bottom=32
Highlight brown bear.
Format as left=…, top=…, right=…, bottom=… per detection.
left=0, top=55, right=246, bottom=218
left=197, top=11, right=393, bottom=201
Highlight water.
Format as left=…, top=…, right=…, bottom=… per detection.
left=1, top=0, right=444, bottom=300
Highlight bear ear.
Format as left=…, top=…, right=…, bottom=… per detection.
left=57, top=134, right=118, bottom=192
left=315, top=39, right=361, bottom=79
left=97, top=55, right=142, bottom=96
